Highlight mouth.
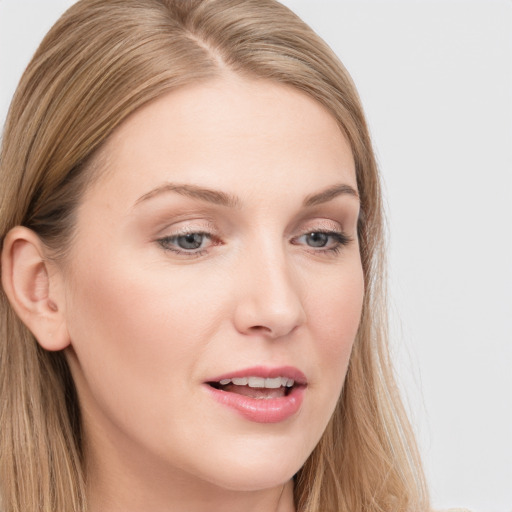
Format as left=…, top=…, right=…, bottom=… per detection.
left=207, top=376, right=299, bottom=399
left=204, top=367, right=307, bottom=423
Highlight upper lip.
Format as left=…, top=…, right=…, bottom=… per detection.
left=207, top=366, right=307, bottom=385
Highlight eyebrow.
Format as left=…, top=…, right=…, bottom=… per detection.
left=134, top=183, right=241, bottom=208
left=134, top=181, right=359, bottom=209
left=302, top=183, right=359, bottom=207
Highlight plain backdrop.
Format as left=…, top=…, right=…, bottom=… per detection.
left=1, top=1, right=511, bottom=511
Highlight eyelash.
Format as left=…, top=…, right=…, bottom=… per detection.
left=156, top=229, right=353, bottom=257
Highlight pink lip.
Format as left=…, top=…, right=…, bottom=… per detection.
left=207, top=365, right=307, bottom=385
left=204, top=366, right=307, bottom=424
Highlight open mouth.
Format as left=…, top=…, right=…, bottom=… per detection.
left=205, top=370, right=307, bottom=422
left=208, top=376, right=298, bottom=399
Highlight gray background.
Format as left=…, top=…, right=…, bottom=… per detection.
left=1, top=1, right=511, bottom=510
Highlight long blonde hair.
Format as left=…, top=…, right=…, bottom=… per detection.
left=0, top=1, right=430, bottom=510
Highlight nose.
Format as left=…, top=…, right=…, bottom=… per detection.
left=232, top=247, right=306, bottom=339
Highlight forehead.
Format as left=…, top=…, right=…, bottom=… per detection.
left=84, top=74, right=356, bottom=208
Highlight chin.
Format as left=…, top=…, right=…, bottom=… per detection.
left=203, top=463, right=299, bottom=493
left=185, top=438, right=309, bottom=492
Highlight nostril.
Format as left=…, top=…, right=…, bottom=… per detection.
left=249, top=325, right=271, bottom=332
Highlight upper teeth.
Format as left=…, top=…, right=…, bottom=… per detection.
left=218, top=377, right=295, bottom=388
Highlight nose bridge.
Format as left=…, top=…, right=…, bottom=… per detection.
left=233, top=235, right=306, bottom=338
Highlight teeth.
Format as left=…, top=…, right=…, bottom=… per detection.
left=265, top=377, right=282, bottom=389
left=247, top=376, right=265, bottom=388
left=218, top=376, right=296, bottom=389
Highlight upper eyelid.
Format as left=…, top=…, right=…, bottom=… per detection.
left=147, top=203, right=354, bottom=232
left=156, top=220, right=217, bottom=236
left=153, top=210, right=352, bottom=235
left=292, top=223, right=346, bottom=240
left=157, top=221, right=347, bottom=237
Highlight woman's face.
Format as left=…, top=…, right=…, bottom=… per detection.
left=62, top=75, right=364, bottom=494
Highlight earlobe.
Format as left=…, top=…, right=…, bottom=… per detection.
left=1, top=226, right=70, bottom=351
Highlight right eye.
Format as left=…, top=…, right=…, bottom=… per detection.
left=157, top=232, right=214, bottom=255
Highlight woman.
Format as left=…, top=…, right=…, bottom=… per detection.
left=0, top=0, right=430, bottom=510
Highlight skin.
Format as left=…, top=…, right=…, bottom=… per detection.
left=3, top=74, right=364, bottom=512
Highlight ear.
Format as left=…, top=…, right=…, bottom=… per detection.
left=1, top=226, right=70, bottom=351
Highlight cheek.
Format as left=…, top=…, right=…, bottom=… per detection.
left=308, top=262, right=364, bottom=356
left=63, top=256, right=228, bottom=471
left=64, top=257, right=171, bottom=405
left=63, top=244, right=235, bottom=415
left=66, top=260, right=197, bottom=371
left=302, top=257, right=364, bottom=418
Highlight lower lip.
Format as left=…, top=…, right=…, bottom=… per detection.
left=204, top=384, right=306, bottom=424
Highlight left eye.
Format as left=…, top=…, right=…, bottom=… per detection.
left=294, top=231, right=350, bottom=250
left=303, top=232, right=330, bottom=247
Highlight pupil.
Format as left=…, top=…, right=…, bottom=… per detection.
left=307, top=232, right=328, bottom=247
left=178, top=233, right=203, bottom=250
